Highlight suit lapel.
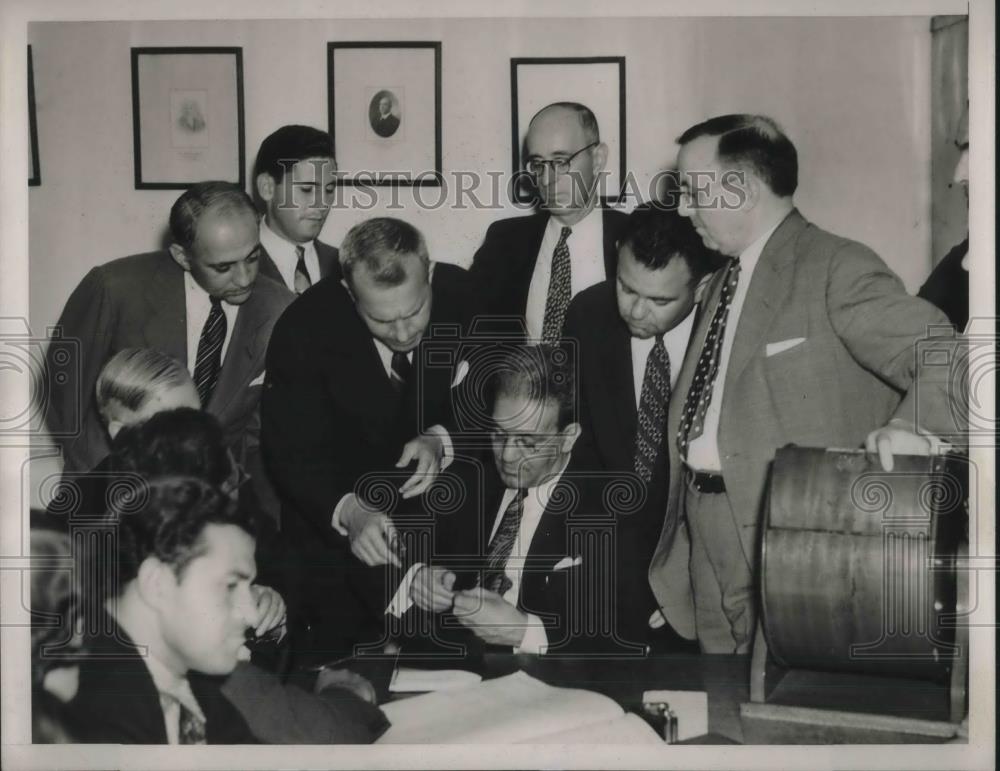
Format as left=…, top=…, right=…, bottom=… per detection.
left=598, top=318, right=638, bottom=466
left=723, top=210, right=802, bottom=393
left=257, top=246, right=285, bottom=287
left=316, top=240, right=341, bottom=280
left=511, top=214, right=550, bottom=318
left=141, top=256, right=187, bottom=364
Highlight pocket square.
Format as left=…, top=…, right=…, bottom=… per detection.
left=552, top=555, right=583, bottom=571
left=249, top=372, right=266, bottom=387
left=451, top=359, right=470, bottom=388
left=765, top=337, right=806, bottom=357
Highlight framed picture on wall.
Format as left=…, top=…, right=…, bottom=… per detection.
left=28, top=46, right=40, bottom=186
left=130, top=47, right=245, bottom=189
left=328, top=42, right=442, bottom=186
left=511, top=57, right=626, bottom=205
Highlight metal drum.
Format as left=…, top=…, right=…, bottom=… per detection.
left=760, top=447, right=966, bottom=682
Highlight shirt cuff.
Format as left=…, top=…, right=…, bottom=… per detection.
left=330, top=493, right=355, bottom=536
left=425, top=425, right=453, bottom=470
left=513, top=614, right=549, bottom=655
left=387, top=562, right=425, bottom=617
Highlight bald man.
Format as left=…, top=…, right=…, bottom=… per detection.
left=469, top=102, right=627, bottom=342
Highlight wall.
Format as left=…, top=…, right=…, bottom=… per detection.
left=28, top=15, right=935, bottom=341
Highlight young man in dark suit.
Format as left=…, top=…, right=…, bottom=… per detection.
left=261, top=217, right=476, bottom=661
left=68, top=476, right=264, bottom=743
left=470, top=102, right=628, bottom=342
left=45, top=183, right=294, bottom=511
left=563, top=207, right=719, bottom=652
left=253, top=124, right=341, bottom=293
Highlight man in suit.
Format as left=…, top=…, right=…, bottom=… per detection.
left=253, top=124, right=340, bottom=293
left=389, top=345, right=638, bottom=655
left=45, top=182, right=294, bottom=507
left=372, top=95, right=400, bottom=138
left=563, top=207, right=720, bottom=652
left=261, top=217, right=475, bottom=660
left=648, top=114, right=965, bottom=654
left=68, top=476, right=263, bottom=743
left=470, top=102, right=628, bottom=341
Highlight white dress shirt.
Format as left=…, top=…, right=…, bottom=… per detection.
left=259, top=218, right=322, bottom=292
left=629, top=308, right=696, bottom=407
left=686, top=218, right=784, bottom=472
left=184, top=272, right=239, bottom=380
left=524, top=208, right=606, bottom=340
left=143, top=651, right=205, bottom=744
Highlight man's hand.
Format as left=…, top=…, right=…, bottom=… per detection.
left=410, top=566, right=456, bottom=612
left=250, top=584, right=287, bottom=639
left=341, top=498, right=401, bottom=567
left=865, top=418, right=947, bottom=471
left=396, top=433, right=444, bottom=499
left=452, top=588, right=530, bottom=647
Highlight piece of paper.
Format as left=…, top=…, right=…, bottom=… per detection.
left=388, top=667, right=483, bottom=693
left=378, top=671, right=625, bottom=744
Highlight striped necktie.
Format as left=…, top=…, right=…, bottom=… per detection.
left=634, top=335, right=671, bottom=483
left=481, top=489, right=528, bottom=596
left=541, top=226, right=572, bottom=342
left=294, top=244, right=312, bottom=294
left=676, top=258, right=741, bottom=459
left=193, top=296, right=226, bottom=407
left=390, top=350, right=411, bottom=393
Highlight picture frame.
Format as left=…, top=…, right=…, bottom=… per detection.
left=328, top=41, right=442, bottom=186
left=28, top=45, right=40, bottom=186
left=510, top=57, right=627, bottom=205
left=130, top=47, right=245, bottom=190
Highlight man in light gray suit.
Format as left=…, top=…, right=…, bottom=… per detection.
left=648, top=114, right=965, bottom=654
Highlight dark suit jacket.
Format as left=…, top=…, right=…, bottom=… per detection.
left=373, top=114, right=400, bottom=138
left=261, top=263, right=476, bottom=653
left=563, top=281, right=694, bottom=650
left=648, top=209, right=965, bottom=638
left=44, top=252, right=294, bottom=482
left=468, top=209, right=628, bottom=338
left=69, top=614, right=258, bottom=744
left=259, top=238, right=341, bottom=290
left=407, top=452, right=652, bottom=657
left=917, top=237, right=968, bottom=331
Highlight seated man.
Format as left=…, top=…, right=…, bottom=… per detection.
left=390, top=345, right=629, bottom=655
left=67, top=476, right=264, bottom=743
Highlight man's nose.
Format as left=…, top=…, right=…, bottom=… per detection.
left=628, top=298, right=646, bottom=321
left=233, top=262, right=255, bottom=289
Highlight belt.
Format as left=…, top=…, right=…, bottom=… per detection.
left=686, top=468, right=726, bottom=494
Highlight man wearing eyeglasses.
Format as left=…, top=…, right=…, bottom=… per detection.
left=470, top=102, right=628, bottom=342
left=386, top=345, right=631, bottom=655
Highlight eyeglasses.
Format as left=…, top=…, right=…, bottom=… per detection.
left=489, top=428, right=561, bottom=454
left=525, top=142, right=599, bottom=178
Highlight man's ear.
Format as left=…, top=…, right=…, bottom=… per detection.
left=693, top=272, right=714, bottom=304
left=591, top=142, right=609, bottom=175
left=560, top=422, right=582, bottom=454
left=135, top=557, right=175, bottom=611
left=168, top=243, right=192, bottom=272
left=255, top=172, right=276, bottom=205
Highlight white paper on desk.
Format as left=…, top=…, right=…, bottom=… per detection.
left=389, top=667, right=482, bottom=693
left=378, top=671, right=629, bottom=744
left=642, top=689, right=708, bottom=741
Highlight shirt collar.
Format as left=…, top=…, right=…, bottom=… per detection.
left=545, top=204, right=601, bottom=241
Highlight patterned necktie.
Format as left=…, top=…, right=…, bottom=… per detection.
left=193, top=296, right=226, bottom=407
left=178, top=701, right=207, bottom=745
left=541, top=226, right=573, bottom=342
left=294, top=244, right=312, bottom=294
left=634, top=336, right=671, bottom=483
left=390, top=350, right=411, bottom=393
left=481, top=489, right=528, bottom=596
left=676, top=258, right=741, bottom=459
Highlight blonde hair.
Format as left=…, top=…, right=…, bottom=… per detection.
left=95, top=349, right=194, bottom=425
